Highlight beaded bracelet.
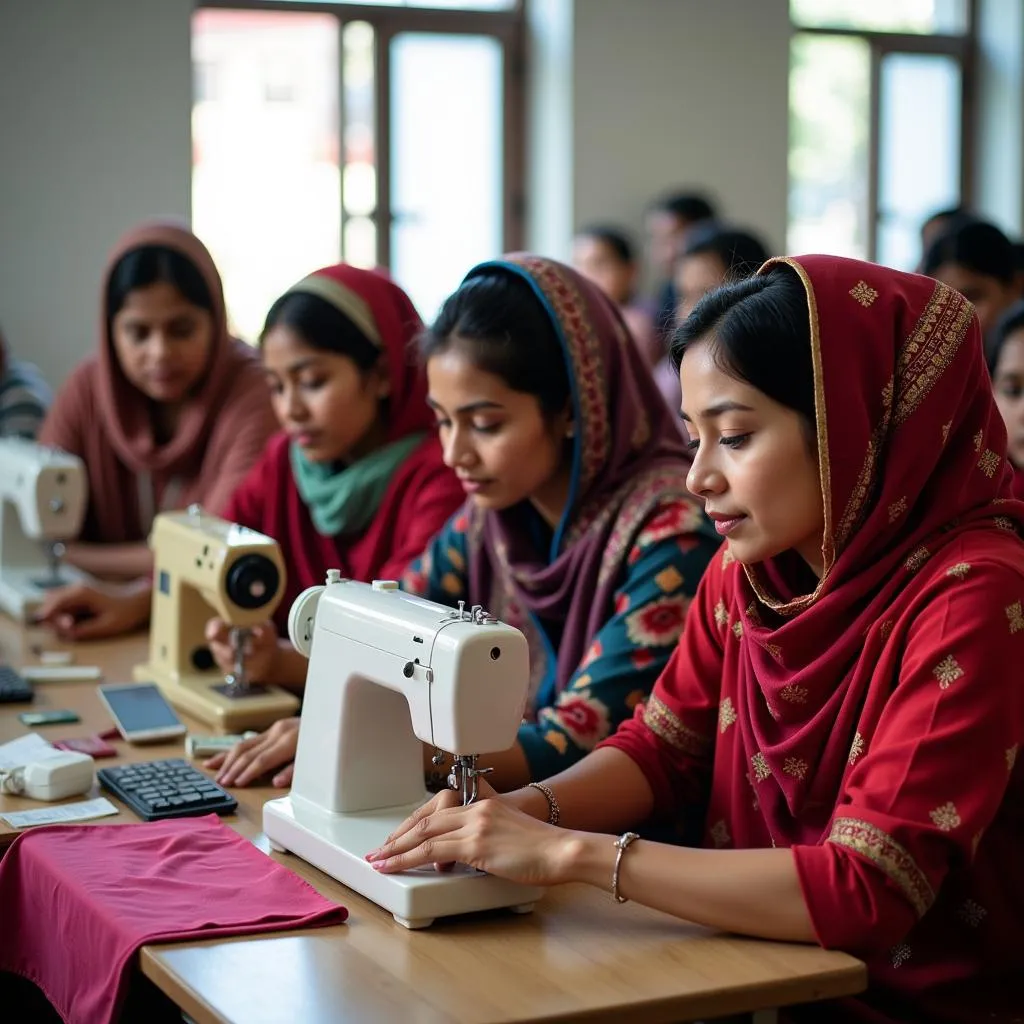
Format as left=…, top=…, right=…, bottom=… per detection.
left=527, top=781, right=560, bottom=826
left=611, top=831, right=640, bottom=903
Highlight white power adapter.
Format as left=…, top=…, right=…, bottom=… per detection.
left=0, top=752, right=95, bottom=801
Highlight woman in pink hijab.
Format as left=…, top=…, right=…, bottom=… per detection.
left=39, top=222, right=276, bottom=580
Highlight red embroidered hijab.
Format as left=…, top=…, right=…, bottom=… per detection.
left=604, top=255, right=1024, bottom=1022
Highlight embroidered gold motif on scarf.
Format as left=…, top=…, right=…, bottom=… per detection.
left=713, top=600, right=729, bottom=627
left=958, top=900, right=987, bottom=928
left=655, top=566, right=683, bottom=592
left=779, top=684, right=809, bottom=704
left=888, top=496, right=908, bottom=522
left=709, top=820, right=731, bottom=848
left=1007, top=744, right=1018, bottom=771
left=994, top=515, right=1017, bottom=533
left=721, top=547, right=735, bottom=568
left=718, top=697, right=737, bottom=733
left=929, top=801, right=961, bottom=831
left=946, top=562, right=971, bottom=580
left=848, top=732, right=865, bottom=765
left=974, top=429, right=984, bottom=452
left=828, top=818, right=934, bottom=916
left=783, top=757, right=809, bottom=779
left=941, top=420, right=951, bottom=444
left=764, top=642, right=783, bottom=659
left=978, top=449, right=1002, bottom=478
left=731, top=620, right=744, bottom=639
left=891, top=944, right=913, bottom=968
left=933, top=655, right=964, bottom=689
left=893, top=282, right=972, bottom=427
left=751, top=751, right=771, bottom=782
left=903, top=546, right=931, bottom=573
left=1008, top=601, right=1024, bottom=635
left=642, top=694, right=712, bottom=757
left=849, top=280, right=879, bottom=307
left=879, top=620, right=895, bottom=640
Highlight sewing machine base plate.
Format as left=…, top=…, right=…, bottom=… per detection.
left=132, top=664, right=300, bottom=733
left=263, top=795, right=543, bottom=929
left=0, top=568, right=90, bottom=622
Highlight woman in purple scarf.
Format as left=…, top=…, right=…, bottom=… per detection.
left=210, top=255, right=720, bottom=791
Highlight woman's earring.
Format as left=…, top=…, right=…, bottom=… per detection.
left=566, top=424, right=576, bottom=439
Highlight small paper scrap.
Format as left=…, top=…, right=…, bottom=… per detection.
left=1, top=797, right=119, bottom=829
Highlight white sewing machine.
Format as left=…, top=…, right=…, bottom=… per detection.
left=0, top=438, right=89, bottom=621
left=133, top=507, right=299, bottom=732
left=263, top=575, right=544, bottom=929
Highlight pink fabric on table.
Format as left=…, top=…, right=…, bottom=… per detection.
left=0, top=815, right=347, bottom=1024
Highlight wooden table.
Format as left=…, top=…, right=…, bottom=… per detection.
left=0, top=617, right=867, bottom=1023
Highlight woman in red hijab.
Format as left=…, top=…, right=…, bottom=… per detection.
left=371, top=256, right=1024, bottom=1024
left=37, top=265, right=464, bottom=685
left=38, top=222, right=277, bottom=579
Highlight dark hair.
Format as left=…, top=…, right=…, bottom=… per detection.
left=419, top=270, right=571, bottom=418
left=922, top=219, right=1016, bottom=285
left=682, top=227, right=770, bottom=279
left=922, top=204, right=969, bottom=229
left=1013, top=241, right=1024, bottom=273
left=106, top=245, right=214, bottom=320
left=988, top=299, right=1024, bottom=376
left=260, top=291, right=379, bottom=371
left=670, top=264, right=815, bottom=426
left=575, top=225, right=635, bottom=264
left=649, top=191, right=717, bottom=225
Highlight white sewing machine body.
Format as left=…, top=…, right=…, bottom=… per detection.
left=263, top=576, right=544, bottom=929
left=133, top=508, right=299, bottom=732
left=0, top=438, right=89, bottom=620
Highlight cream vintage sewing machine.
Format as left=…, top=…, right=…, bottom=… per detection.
left=133, top=507, right=299, bottom=732
left=263, top=574, right=544, bottom=929
left=0, top=438, right=90, bottom=621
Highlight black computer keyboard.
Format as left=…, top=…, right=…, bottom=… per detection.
left=0, top=665, right=33, bottom=704
left=98, top=759, right=238, bottom=822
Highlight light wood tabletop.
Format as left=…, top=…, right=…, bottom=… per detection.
left=0, top=616, right=867, bottom=1023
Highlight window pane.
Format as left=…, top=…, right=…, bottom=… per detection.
left=277, top=1, right=517, bottom=9
left=788, top=34, right=870, bottom=258
left=877, top=53, right=961, bottom=271
left=192, top=10, right=341, bottom=342
left=390, top=33, right=503, bottom=320
left=342, top=21, right=377, bottom=267
left=791, top=0, right=967, bottom=34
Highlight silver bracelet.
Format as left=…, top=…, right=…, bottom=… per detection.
left=611, top=831, right=640, bottom=903
left=527, top=781, right=560, bottom=826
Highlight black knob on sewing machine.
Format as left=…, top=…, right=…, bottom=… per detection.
left=225, top=554, right=281, bottom=610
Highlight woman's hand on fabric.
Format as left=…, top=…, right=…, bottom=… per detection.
left=365, top=794, right=583, bottom=887
left=204, top=617, right=278, bottom=683
left=32, top=581, right=151, bottom=641
left=206, top=716, right=299, bottom=788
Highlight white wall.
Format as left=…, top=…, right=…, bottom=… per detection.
left=571, top=0, right=790, bottom=261
left=0, top=0, right=193, bottom=388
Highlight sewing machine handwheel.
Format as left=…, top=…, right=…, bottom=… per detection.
left=288, top=585, right=324, bottom=657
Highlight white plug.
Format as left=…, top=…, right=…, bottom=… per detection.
left=3, top=752, right=95, bottom=801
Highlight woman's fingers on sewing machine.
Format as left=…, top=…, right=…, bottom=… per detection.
left=370, top=801, right=571, bottom=886
left=380, top=789, right=462, bottom=846
left=271, top=762, right=294, bottom=787
left=216, top=717, right=300, bottom=787
left=34, top=585, right=127, bottom=640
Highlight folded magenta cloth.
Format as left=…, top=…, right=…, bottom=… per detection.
left=0, top=814, right=347, bottom=1024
